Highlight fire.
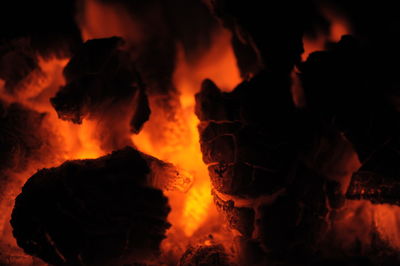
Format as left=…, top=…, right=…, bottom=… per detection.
left=133, top=27, right=241, bottom=237
left=77, top=0, right=242, bottom=245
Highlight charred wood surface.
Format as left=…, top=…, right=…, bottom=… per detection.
left=195, top=72, right=348, bottom=264
left=179, top=243, right=234, bottom=266
left=11, top=147, right=171, bottom=266
left=50, top=37, right=150, bottom=133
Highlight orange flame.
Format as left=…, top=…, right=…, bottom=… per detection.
left=133, top=28, right=241, bottom=238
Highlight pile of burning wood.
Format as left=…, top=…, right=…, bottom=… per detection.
left=1, top=0, right=400, bottom=265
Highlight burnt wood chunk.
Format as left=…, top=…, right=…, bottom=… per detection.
left=299, top=35, right=400, bottom=161
left=51, top=37, right=150, bottom=133
left=208, top=162, right=252, bottom=195
left=179, top=243, right=234, bottom=266
left=201, top=135, right=236, bottom=164
left=195, top=67, right=349, bottom=264
left=346, top=143, right=400, bottom=205
left=213, top=190, right=255, bottom=237
left=11, top=147, right=171, bottom=266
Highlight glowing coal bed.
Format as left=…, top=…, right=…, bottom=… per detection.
left=1, top=1, right=400, bottom=265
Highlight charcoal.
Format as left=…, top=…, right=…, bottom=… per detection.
left=208, top=0, right=326, bottom=74
left=300, top=35, right=400, bottom=209
left=201, top=135, right=236, bottom=164
left=11, top=147, right=171, bottom=266
left=299, top=35, right=400, bottom=161
left=208, top=162, right=253, bottom=195
left=51, top=37, right=150, bottom=133
left=196, top=67, right=350, bottom=264
left=195, top=79, right=237, bottom=122
left=258, top=165, right=330, bottom=258
left=346, top=141, right=400, bottom=205
left=198, top=121, right=241, bottom=143
left=212, top=190, right=254, bottom=238
left=179, top=243, right=234, bottom=266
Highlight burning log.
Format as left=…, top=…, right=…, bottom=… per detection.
left=11, top=147, right=171, bottom=266
left=195, top=74, right=353, bottom=264
left=51, top=37, right=150, bottom=134
left=299, top=35, right=400, bottom=208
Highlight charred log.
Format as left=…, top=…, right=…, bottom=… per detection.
left=208, top=0, right=327, bottom=74
left=11, top=147, right=171, bottom=266
left=195, top=72, right=352, bottom=264
left=299, top=35, right=400, bottom=161
left=51, top=37, right=150, bottom=134
left=179, top=243, right=234, bottom=266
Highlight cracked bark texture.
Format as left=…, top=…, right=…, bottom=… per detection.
left=11, top=147, right=171, bottom=266
left=179, top=244, right=235, bottom=266
left=195, top=74, right=350, bottom=264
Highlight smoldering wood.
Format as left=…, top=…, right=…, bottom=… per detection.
left=11, top=147, right=171, bottom=266
left=299, top=36, right=400, bottom=162
left=195, top=70, right=348, bottom=264
left=50, top=37, right=150, bottom=134
left=298, top=34, right=400, bottom=207
left=179, top=243, right=235, bottom=266
left=212, top=190, right=255, bottom=237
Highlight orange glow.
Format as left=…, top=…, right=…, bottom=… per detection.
left=373, top=204, right=400, bottom=249
left=0, top=57, right=105, bottom=162
left=334, top=200, right=400, bottom=252
left=78, top=0, right=143, bottom=44
left=133, top=27, right=241, bottom=237
left=302, top=7, right=352, bottom=61
left=175, top=29, right=242, bottom=95
left=0, top=57, right=106, bottom=260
